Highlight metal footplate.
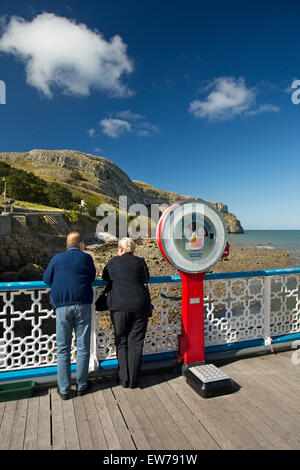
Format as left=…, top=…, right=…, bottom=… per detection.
left=183, top=363, right=234, bottom=398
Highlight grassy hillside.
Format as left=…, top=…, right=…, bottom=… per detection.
left=0, top=149, right=244, bottom=232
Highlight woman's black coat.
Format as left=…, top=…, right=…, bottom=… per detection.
left=102, top=252, right=151, bottom=313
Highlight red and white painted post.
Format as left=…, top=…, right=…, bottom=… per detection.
left=156, top=198, right=227, bottom=367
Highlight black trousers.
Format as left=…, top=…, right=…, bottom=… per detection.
left=110, top=310, right=148, bottom=386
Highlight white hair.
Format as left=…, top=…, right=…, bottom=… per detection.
left=118, top=237, right=136, bottom=253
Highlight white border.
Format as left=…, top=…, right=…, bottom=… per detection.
left=160, top=200, right=227, bottom=273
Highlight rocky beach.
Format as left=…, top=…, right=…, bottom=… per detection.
left=0, top=234, right=295, bottom=283
left=85, top=239, right=296, bottom=330
left=86, top=239, right=295, bottom=279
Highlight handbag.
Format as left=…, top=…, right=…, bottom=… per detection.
left=95, top=282, right=112, bottom=311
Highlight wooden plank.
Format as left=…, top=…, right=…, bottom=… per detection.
left=83, top=392, right=108, bottom=450
left=23, top=394, right=39, bottom=450
left=244, top=370, right=300, bottom=440
left=167, top=375, right=249, bottom=450
left=126, top=387, right=175, bottom=450
left=254, top=366, right=300, bottom=414
left=274, top=359, right=300, bottom=384
left=0, top=402, right=6, bottom=429
left=125, top=380, right=182, bottom=450
left=164, top=373, right=235, bottom=449
left=224, top=361, right=300, bottom=449
left=275, top=350, right=300, bottom=375
left=61, top=395, right=80, bottom=450
left=228, top=390, right=291, bottom=450
left=101, top=382, right=135, bottom=450
left=37, top=390, right=51, bottom=450
left=92, top=382, right=122, bottom=450
left=165, top=373, right=264, bottom=450
left=118, top=382, right=163, bottom=450
left=232, top=358, right=300, bottom=421
left=109, top=379, right=151, bottom=450
left=145, top=374, right=220, bottom=450
left=249, top=353, right=300, bottom=392
left=140, top=375, right=193, bottom=450
left=9, top=398, right=28, bottom=449
left=0, top=400, right=17, bottom=450
left=73, top=395, right=94, bottom=450
left=50, top=388, right=66, bottom=450
left=215, top=361, right=292, bottom=449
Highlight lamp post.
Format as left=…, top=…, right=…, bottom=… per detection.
left=2, top=177, right=6, bottom=214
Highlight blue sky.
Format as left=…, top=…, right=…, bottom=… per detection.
left=0, top=0, right=300, bottom=229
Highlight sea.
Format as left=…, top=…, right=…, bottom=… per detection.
left=228, top=230, right=300, bottom=267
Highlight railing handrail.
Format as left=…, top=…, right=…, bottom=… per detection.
left=0, top=267, right=299, bottom=291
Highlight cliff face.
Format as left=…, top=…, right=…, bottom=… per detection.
left=0, top=149, right=243, bottom=233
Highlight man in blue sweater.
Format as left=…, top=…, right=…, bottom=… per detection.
left=43, top=231, right=96, bottom=400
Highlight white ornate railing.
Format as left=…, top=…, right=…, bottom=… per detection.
left=0, top=268, right=300, bottom=375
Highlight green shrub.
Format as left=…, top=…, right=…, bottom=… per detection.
left=70, top=169, right=84, bottom=180
left=63, top=209, right=80, bottom=223
left=45, top=182, right=73, bottom=209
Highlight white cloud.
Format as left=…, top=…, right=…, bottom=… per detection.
left=113, top=110, right=144, bottom=121
left=87, top=128, right=96, bottom=137
left=189, top=77, right=280, bottom=121
left=100, top=118, right=132, bottom=138
left=189, top=77, right=256, bottom=121
left=136, top=121, right=161, bottom=136
left=99, top=110, right=161, bottom=138
left=245, top=103, right=280, bottom=116
left=0, top=13, right=134, bottom=98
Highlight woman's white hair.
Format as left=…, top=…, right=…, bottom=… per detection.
left=118, top=237, right=136, bottom=253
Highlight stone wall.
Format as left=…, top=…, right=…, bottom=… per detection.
left=0, top=214, right=11, bottom=236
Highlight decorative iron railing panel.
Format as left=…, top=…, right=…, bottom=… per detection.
left=270, top=274, right=300, bottom=336
left=204, top=276, right=265, bottom=345
left=94, top=282, right=182, bottom=362
left=0, top=268, right=300, bottom=372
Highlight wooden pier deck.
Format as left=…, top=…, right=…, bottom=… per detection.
left=1, top=349, right=300, bottom=450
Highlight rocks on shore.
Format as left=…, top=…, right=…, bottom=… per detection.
left=0, top=235, right=294, bottom=283
left=86, top=238, right=292, bottom=278
left=0, top=233, right=65, bottom=282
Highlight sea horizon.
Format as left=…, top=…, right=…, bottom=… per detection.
left=228, top=229, right=300, bottom=255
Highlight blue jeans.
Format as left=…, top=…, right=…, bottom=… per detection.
left=56, top=304, right=92, bottom=394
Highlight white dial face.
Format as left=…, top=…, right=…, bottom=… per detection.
left=158, top=200, right=227, bottom=273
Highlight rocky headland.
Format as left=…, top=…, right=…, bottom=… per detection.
left=0, top=148, right=293, bottom=283
left=0, top=149, right=243, bottom=233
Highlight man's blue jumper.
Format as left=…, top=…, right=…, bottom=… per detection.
left=43, top=247, right=96, bottom=308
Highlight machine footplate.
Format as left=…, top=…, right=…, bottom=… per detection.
left=184, top=363, right=234, bottom=398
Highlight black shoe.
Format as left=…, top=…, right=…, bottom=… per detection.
left=57, top=389, right=71, bottom=400
left=129, top=382, right=139, bottom=389
left=76, top=379, right=93, bottom=396
left=117, top=377, right=128, bottom=388
left=119, top=380, right=128, bottom=388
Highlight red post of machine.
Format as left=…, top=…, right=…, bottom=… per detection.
left=177, top=270, right=206, bottom=364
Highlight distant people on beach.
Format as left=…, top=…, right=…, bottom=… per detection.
left=43, top=231, right=96, bottom=400
left=102, top=237, right=152, bottom=389
left=222, top=241, right=230, bottom=260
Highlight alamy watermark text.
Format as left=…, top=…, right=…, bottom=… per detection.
left=0, top=80, right=6, bottom=104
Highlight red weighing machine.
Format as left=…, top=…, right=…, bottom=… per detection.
left=156, top=199, right=234, bottom=398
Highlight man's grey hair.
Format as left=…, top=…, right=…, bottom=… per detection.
left=118, top=237, right=136, bottom=253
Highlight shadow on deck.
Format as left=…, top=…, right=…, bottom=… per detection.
left=1, top=349, right=300, bottom=450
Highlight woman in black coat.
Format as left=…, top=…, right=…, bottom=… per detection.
left=102, top=237, right=151, bottom=388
